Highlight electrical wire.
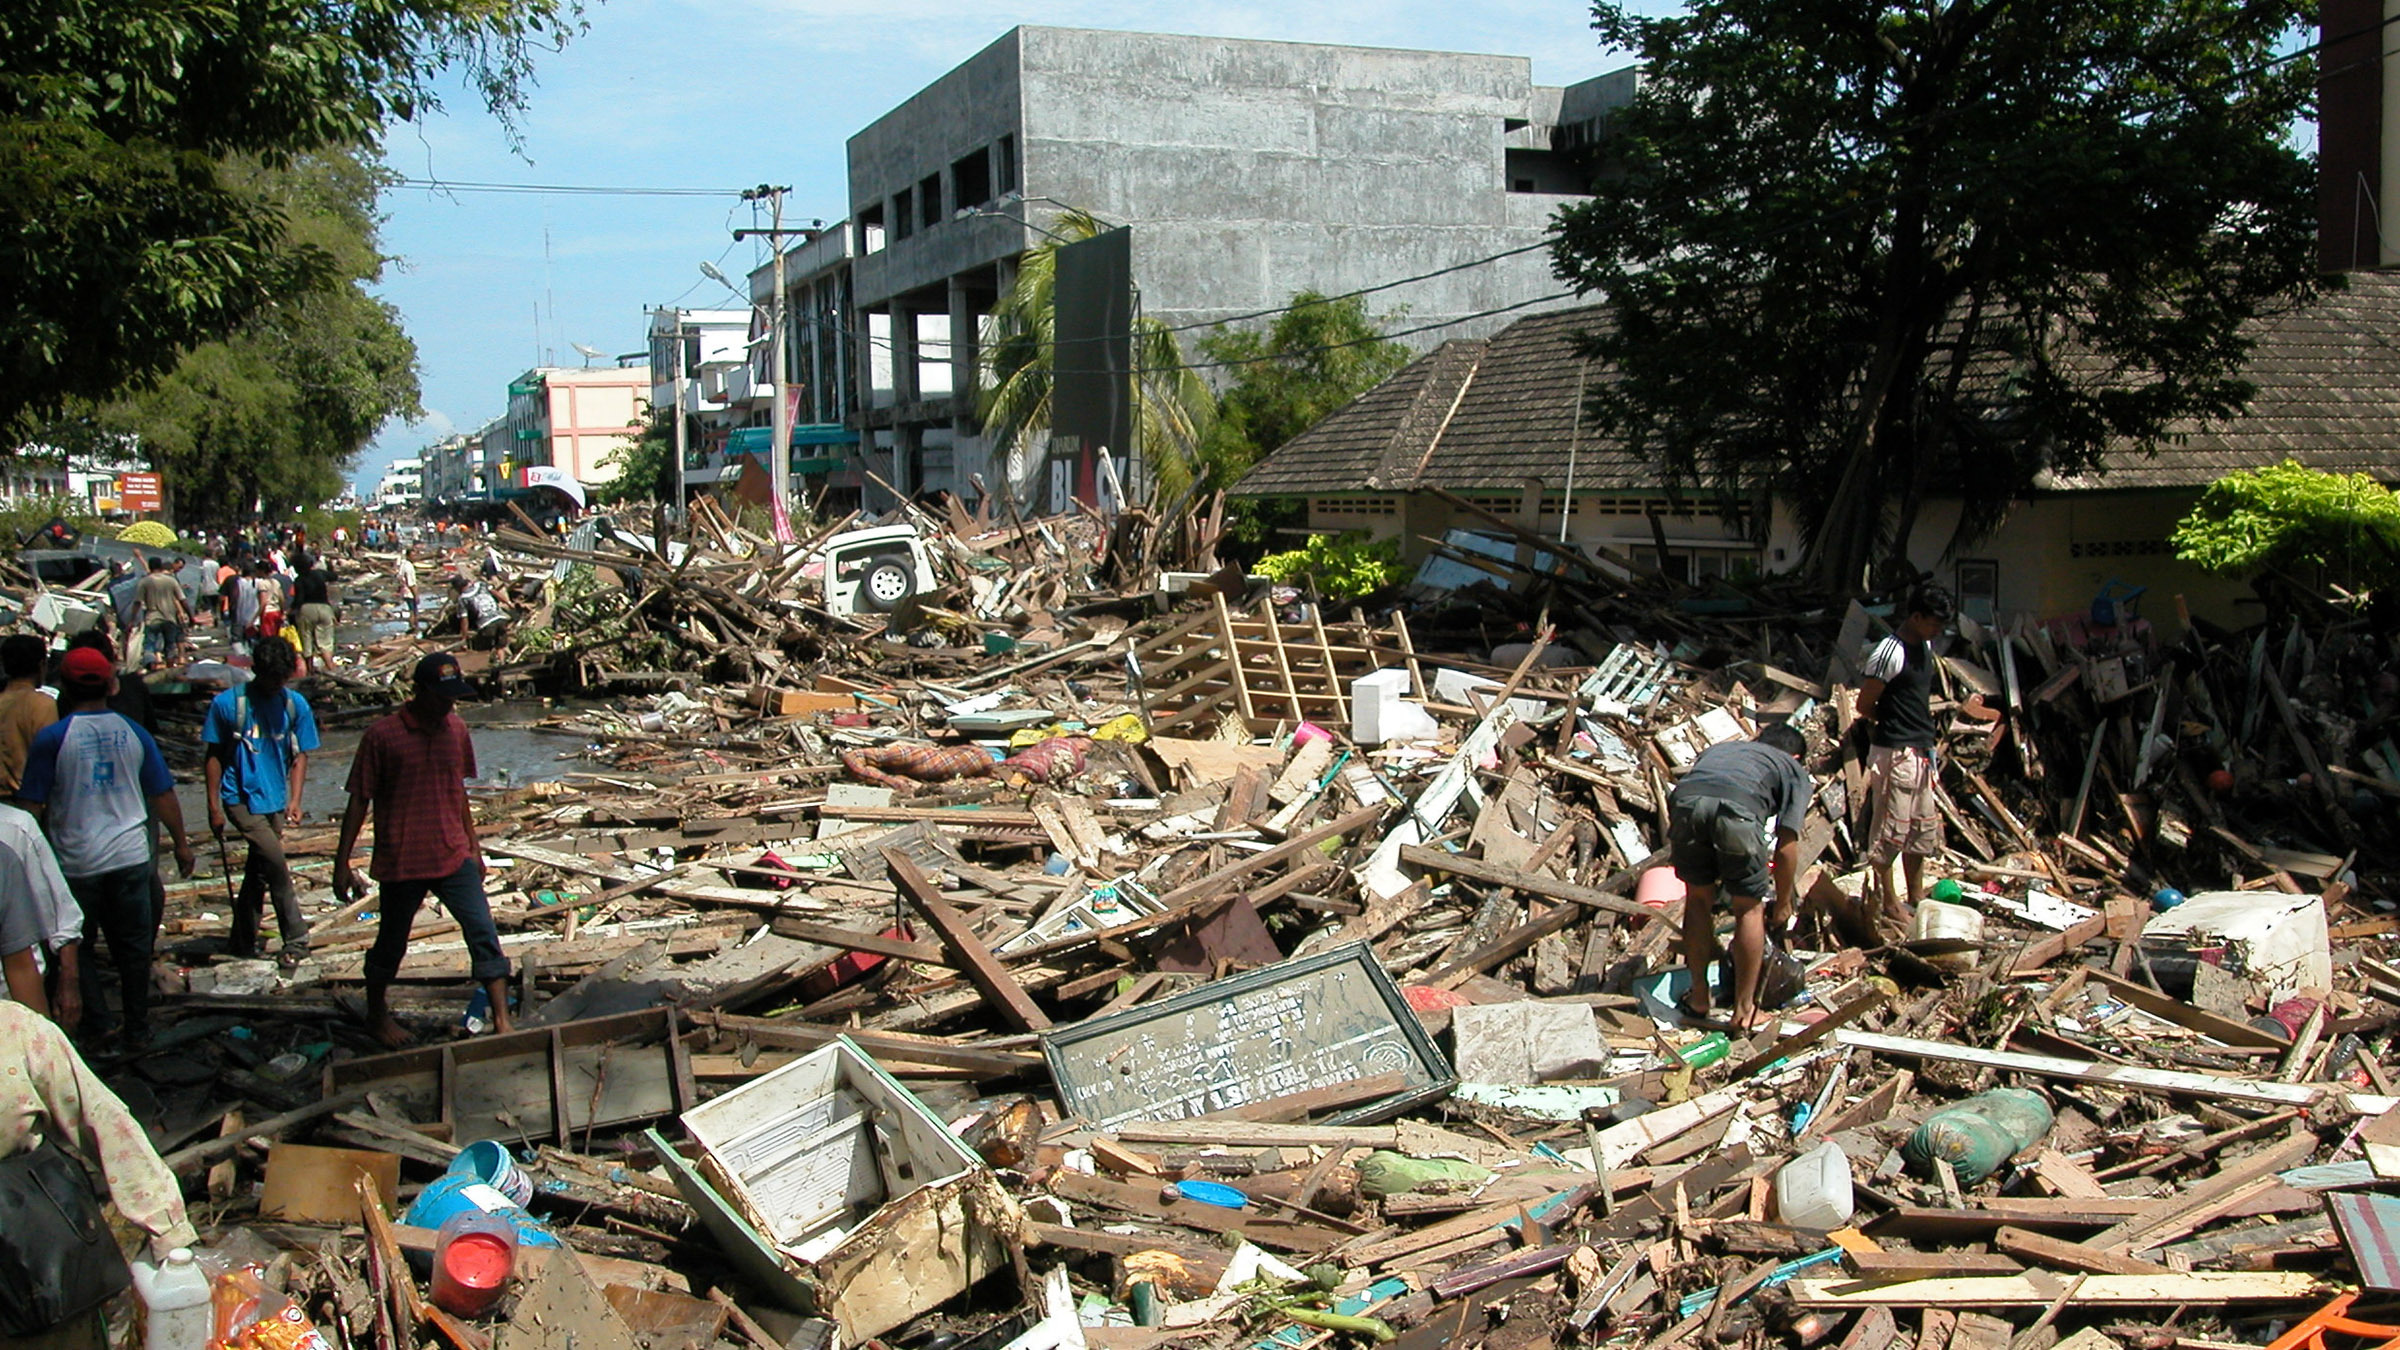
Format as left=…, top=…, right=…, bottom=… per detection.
left=392, top=177, right=746, bottom=197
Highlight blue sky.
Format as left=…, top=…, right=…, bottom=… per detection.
left=356, top=0, right=1649, bottom=493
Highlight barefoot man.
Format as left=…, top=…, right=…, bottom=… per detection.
left=1667, top=723, right=1811, bottom=1032
left=332, top=653, right=510, bottom=1048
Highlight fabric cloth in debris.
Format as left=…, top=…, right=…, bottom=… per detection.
left=0, top=1000, right=198, bottom=1258
left=999, top=735, right=1093, bottom=785
left=1866, top=744, right=1942, bottom=861
left=842, top=743, right=997, bottom=791
left=0, top=802, right=80, bottom=965
left=1450, top=1001, right=1608, bottom=1084
left=346, top=703, right=480, bottom=882
left=1862, top=634, right=1939, bottom=750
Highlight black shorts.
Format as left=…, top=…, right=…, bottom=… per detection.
left=1668, top=795, right=1773, bottom=899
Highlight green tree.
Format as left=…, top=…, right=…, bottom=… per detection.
left=2172, top=461, right=2400, bottom=591
left=977, top=211, right=1216, bottom=503
left=0, top=0, right=577, bottom=434
left=1551, top=0, right=2320, bottom=593
left=1199, top=291, right=1412, bottom=491
left=70, top=151, right=423, bottom=526
left=597, top=406, right=681, bottom=505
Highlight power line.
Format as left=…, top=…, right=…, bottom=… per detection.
left=392, top=177, right=747, bottom=198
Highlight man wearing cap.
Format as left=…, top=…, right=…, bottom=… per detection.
left=333, top=653, right=510, bottom=1049
left=18, top=648, right=196, bottom=1047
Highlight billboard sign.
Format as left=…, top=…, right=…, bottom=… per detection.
left=118, top=473, right=163, bottom=512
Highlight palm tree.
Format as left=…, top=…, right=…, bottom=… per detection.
left=977, top=209, right=1215, bottom=504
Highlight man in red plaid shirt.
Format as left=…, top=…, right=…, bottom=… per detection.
left=332, top=653, right=511, bottom=1049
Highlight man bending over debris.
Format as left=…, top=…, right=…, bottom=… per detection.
left=1667, top=722, right=1810, bottom=1033
left=332, top=653, right=512, bottom=1049
left=1854, top=583, right=1953, bottom=936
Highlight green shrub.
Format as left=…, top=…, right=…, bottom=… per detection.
left=1255, top=532, right=1406, bottom=601
left=2171, top=460, right=2400, bottom=589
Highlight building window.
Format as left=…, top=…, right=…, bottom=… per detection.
left=997, top=135, right=1019, bottom=196
left=1955, top=559, right=1999, bottom=625
left=892, top=189, right=914, bottom=241
left=953, top=149, right=992, bottom=212
left=1505, top=147, right=1585, bottom=195
left=919, top=174, right=942, bottom=230
left=857, top=204, right=886, bottom=254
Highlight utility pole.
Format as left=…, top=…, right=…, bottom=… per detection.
left=735, top=185, right=801, bottom=544
left=672, top=311, right=689, bottom=519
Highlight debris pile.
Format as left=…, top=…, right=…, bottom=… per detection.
left=7, top=499, right=2399, bottom=1350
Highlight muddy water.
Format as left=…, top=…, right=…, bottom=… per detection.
left=171, top=701, right=592, bottom=828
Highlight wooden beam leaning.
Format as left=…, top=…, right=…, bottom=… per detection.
left=1398, top=845, right=1671, bottom=928
left=885, top=848, right=1053, bottom=1033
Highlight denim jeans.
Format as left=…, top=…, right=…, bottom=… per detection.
left=365, top=856, right=510, bottom=987
left=68, top=863, right=154, bottom=1035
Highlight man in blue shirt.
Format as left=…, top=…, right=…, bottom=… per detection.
left=19, top=647, right=195, bottom=1046
left=201, top=637, right=317, bottom=966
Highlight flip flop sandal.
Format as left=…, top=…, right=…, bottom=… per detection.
left=1673, top=992, right=1729, bottom=1030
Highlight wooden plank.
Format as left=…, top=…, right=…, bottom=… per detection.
left=886, top=848, right=1052, bottom=1032
left=1848, top=1252, right=2025, bottom=1282
left=2081, top=969, right=2285, bottom=1048
left=2009, top=915, right=2110, bottom=977
left=696, top=1013, right=1040, bottom=1078
left=1046, top=1170, right=1346, bottom=1253
left=1397, top=844, right=1667, bottom=926
left=1993, top=1227, right=2171, bottom=1276
left=765, top=919, right=951, bottom=966
left=2081, top=1132, right=2315, bottom=1254
left=1729, top=991, right=1888, bottom=1079
left=1784, top=1272, right=2330, bottom=1308
left=1835, top=1030, right=2322, bottom=1108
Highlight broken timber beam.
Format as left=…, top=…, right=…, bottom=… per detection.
left=885, top=848, right=1053, bottom=1032
left=1834, top=1030, right=2322, bottom=1109
left=1397, top=845, right=1668, bottom=927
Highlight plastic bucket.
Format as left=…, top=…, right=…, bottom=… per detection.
left=402, top=1175, right=560, bottom=1249
left=457, top=1139, right=533, bottom=1206
left=1636, top=867, right=1687, bottom=911
left=431, top=1211, right=517, bottom=1317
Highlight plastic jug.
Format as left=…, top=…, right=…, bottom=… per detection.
left=1903, top=1088, right=2054, bottom=1186
left=1773, top=1141, right=1854, bottom=1230
left=430, top=1211, right=517, bottom=1317
left=131, top=1248, right=212, bottom=1350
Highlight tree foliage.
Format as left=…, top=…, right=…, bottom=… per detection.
left=597, top=406, right=683, bottom=505
left=1551, top=0, right=2320, bottom=592
left=2172, top=461, right=2400, bottom=590
left=39, top=151, right=423, bottom=526
left=1198, top=292, right=1412, bottom=492
left=0, top=0, right=578, bottom=432
left=977, top=211, right=1216, bottom=503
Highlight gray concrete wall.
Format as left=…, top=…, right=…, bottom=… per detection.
left=1015, top=27, right=1581, bottom=346
left=849, top=31, right=1025, bottom=306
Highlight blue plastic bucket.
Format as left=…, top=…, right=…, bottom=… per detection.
left=456, top=1139, right=533, bottom=1206
left=402, top=1174, right=560, bottom=1248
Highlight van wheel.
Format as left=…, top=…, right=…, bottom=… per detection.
left=861, top=554, right=917, bottom=612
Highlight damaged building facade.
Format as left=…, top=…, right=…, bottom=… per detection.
left=832, top=26, right=1636, bottom=508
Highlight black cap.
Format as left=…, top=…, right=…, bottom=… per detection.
left=412, top=652, right=479, bottom=699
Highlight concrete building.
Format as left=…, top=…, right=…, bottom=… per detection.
left=503, top=364, right=652, bottom=490
left=419, top=433, right=481, bottom=508
left=712, top=229, right=867, bottom=508
left=843, top=26, right=1636, bottom=505
left=374, top=458, right=424, bottom=510
left=647, top=307, right=754, bottom=497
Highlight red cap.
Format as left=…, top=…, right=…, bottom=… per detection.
left=60, top=647, right=114, bottom=688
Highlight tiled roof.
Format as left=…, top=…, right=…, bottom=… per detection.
left=1234, top=273, right=2400, bottom=497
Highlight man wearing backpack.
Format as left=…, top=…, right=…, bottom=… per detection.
left=201, top=638, right=318, bottom=968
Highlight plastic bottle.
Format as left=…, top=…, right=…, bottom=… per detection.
left=1676, top=1032, right=1732, bottom=1069
left=1774, top=1141, right=1855, bottom=1230
left=132, top=1248, right=212, bottom=1350
left=1902, top=1088, right=2054, bottom=1186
